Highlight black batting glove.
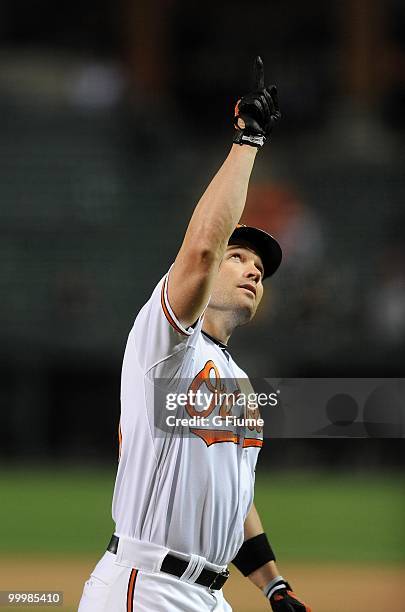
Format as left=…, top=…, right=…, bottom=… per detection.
left=266, top=579, right=312, bottom=612
left=233, top=56, right=281, bottom=148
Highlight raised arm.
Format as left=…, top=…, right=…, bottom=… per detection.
left=168, top=57, right=280, bottom=328
left=168, top=145, right=257, bottom=327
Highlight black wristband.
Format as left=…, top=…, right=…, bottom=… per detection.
left=233, top=131, right=266, bottom=148
left=232, top=533, right=276, bottom=577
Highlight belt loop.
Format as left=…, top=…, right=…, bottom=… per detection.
left=179, top=554, right=205, bottom=583
left=179, top=554, right=199, bottom=581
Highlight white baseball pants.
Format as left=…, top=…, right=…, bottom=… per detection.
left=78, top=537, right=233, bottom=612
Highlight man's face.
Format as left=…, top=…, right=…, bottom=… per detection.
left=209, top=243, right=265, bottom=325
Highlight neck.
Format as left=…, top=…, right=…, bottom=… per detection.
left=202, top=308, right=237, bottom=345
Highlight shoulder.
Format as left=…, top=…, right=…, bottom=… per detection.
left=127, top=270, right=205, bottom=374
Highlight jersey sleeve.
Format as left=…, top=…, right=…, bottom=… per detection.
left=130, top=267, right=203, bottom=374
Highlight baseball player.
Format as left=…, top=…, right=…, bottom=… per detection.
left=78, top=57, right=311, bottom=612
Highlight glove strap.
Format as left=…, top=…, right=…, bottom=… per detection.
left=263, top=576, right=290, bottom=600
left=233, top=131, right=266, bottom=148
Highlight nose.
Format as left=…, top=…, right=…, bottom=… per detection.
left=244, top=262, right=261, bottom=283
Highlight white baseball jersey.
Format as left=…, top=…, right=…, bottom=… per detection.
left=111, top=268, right=263, bottom=567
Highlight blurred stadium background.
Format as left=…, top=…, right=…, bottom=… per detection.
left=0, top=0, right=404, bottom=610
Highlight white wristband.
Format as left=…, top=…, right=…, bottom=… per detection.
left=263, top=575, right=286, bottom=599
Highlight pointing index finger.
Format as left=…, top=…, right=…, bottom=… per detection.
left=254, top=56, right=264, bottom=90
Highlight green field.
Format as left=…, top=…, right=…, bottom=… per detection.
left=254, top=472, right=405, bottom=563
left=0, top=468, right=404, bottom=563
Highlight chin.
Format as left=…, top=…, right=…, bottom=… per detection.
left=234, top=302, right=255, bottom=326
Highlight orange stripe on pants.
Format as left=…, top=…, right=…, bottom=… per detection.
left=126, top=569, right=138, bottom=612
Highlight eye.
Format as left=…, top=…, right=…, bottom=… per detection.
left=231, top=253, right=242, bottom=261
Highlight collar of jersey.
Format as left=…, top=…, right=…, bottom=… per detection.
left=201, top=330, right=228, bottom=352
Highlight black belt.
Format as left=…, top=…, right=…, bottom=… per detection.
left=107, top=535, right=229, bottom=591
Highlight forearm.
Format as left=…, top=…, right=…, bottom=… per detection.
left=238, top=504, right=312, bottom=611
left=243, top=504, right=281, bottom=589
left=179, top=144, right=257, bottom=262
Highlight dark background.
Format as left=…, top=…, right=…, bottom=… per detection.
left=0, top=0, right=404, bottom=468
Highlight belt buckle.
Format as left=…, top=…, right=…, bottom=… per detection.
left=209, top=568, right=229, bottom=590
